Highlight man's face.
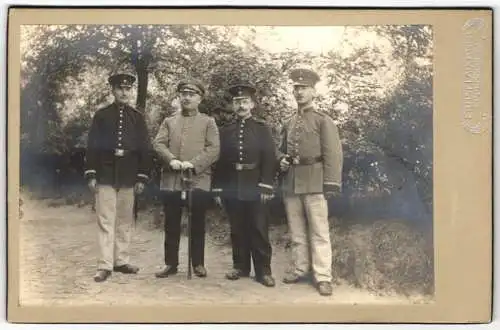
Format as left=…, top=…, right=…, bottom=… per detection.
left=112, top=85, right=134, bottom=105
left=179, top=90, right=202, bottom=111
left=232, top=97, right=254, bottom=118
left=293, top=85, right=315, bottom=105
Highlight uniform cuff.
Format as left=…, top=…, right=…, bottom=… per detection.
left=84, top=170, right=96, bottom=180
left=258, top=183, right=274, bottom=194
left=324, top=183, right=341, bottom=193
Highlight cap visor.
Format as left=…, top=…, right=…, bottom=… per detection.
left=179, top=88, right=200, bottom=94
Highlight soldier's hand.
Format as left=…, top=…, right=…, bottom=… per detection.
left=181, top=161, right=194, bottom=170
left=214, top=196, right=223, bottom=208
left=169, top=159, right=183, bottom=171
left=260, top=193, right=274, bottom=204
left=279, top=156, right=290, bottom=172
left=88, top=179, right=98, bottom=193
left=134, top=182, right=145, bottom=195
left=324, top=185, right=341, bottom=199
left=324, top=191, right=334, bottom=199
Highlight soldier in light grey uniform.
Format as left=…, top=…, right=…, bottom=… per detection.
left=153, top=78, right=220, bottom=278
left=277, top=68, right=343, bottom=296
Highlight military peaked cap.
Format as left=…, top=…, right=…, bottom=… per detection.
left=228, top=82, right=256, bottom=99
left=289, top=68, right=320, bottom=87
left=177, top=78, right=206, bottom=96
left=108, top=62, right=136, bottom=87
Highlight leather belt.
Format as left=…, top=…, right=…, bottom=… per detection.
left=234, top=163, right=257, bottom=170
left=291, top=155, right=323, bottom=165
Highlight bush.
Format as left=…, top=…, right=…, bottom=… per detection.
left=331, top=218, right=433, bottom=296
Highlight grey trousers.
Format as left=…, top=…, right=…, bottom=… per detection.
left=283, top=193, right=332, bottom=283
left=95, top=185, right=135, bottom=271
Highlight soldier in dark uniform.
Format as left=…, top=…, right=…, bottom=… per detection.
left=213, top=82, right=277, bottom=287
left=84, top=65, right=152, bottom=282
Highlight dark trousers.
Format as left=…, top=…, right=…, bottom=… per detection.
left=162, top=189, right=210, bottom=268
left=223, top=198, right=272, bottom=278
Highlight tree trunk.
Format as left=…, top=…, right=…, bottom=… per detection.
left=135, top=59, right=149, bottom=112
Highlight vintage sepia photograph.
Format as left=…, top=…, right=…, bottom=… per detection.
left=6, top=6, right=494, bottom=324
left=17, top=22, right=435, bottom=307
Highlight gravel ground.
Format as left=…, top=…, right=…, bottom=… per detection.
left=18, top=196, right=430, bottom=306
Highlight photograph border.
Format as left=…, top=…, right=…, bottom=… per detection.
left=7, top=6, right=493, bottom=324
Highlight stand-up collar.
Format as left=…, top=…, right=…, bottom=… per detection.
left=298, top=104, right=315, bottom=115
left=181, top=107, right=199, bottom=117
left=237, top=115, right=252, bottom=124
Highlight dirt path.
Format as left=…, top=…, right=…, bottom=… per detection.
left=19, top=197, right=427, bottom=306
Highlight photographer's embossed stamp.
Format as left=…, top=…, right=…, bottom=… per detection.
left=462, top=18, right=489, bottom=134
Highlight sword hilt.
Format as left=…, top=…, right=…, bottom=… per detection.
left=180, top=168, right=194, bottom=200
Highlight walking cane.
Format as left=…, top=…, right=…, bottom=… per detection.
left=181, top=168, right=194, bottom=280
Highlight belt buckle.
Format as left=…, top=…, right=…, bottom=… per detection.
left=114, top=149, right=125, bottom=157
left=292, top=157, right=300, bottom=165
left=235, top=163, right=243, bottom=171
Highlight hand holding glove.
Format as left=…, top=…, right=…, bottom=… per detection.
left=181, top=161, right=194, bottom=171
left=279, top=156, right=290, bottom=172
left=134, top=182, right=145, bottom=195
left=214, top=196, right=223, bottom=208
left=260, top=192, right=274, bottom=204
left=324, top=185, right=341, bottom=199
left=169, top=159, right=183, bottom=171
left=88, top=178, right=98, bottom=194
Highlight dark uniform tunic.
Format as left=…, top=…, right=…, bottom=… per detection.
left=213, top=116, right=276, bottom=278
left=84, top=102, right=151, bottom=187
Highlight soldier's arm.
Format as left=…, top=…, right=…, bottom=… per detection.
left=258, top=124, right=277, bottom=194
left=189, top=117, right=220, bottom=175
left=152, top=117, right=177, bottom=165
left=137, top=113, right=152, bottom=184
left=84, top=111, right=100, bottom=181
left=320, top=116, right=344, bottom=192
left=211, top=129, right=224, bottom=195
left=276, top=123, right=288, bottom=161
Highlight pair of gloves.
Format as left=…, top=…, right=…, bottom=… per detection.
left=169, top=159, right=194, bottom=171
